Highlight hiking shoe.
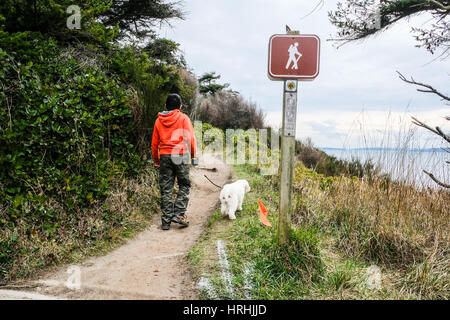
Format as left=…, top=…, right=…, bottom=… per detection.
left=171, top=215, right=189, bottom=227
left=162, top=224, right=170, bottom=231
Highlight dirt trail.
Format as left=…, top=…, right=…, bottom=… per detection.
left=13, top=154, right=230, bottom=300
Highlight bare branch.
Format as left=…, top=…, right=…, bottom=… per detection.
left=300, top=0, right=325, bottom=20
left=411, top=116, right=450, bottom=144
left=397, top=71, right=450, bottom=102
left=423, top=170, right=450, bottom=188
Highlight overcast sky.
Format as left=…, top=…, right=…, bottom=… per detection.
left=158, top=0, right=449, bottom=148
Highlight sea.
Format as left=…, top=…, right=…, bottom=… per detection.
left=319, top=148, right=449, bottom=189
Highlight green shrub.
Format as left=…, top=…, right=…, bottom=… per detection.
left=0, top=32, right=144, bottom=279
left=1, top=31, right=139, bottom=207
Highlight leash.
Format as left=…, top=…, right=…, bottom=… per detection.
left=204, top=174, right=222, bottom=189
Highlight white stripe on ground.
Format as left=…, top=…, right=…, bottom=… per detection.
left=217, top=239, right=234, bottom=299
left=198, top=277, right=219, bottom=300
left=243, top=263, right=254, bottom=300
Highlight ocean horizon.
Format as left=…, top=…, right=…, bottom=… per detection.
left=319, top=147, right=448, bottom=188
left=320, top=147, right=446, bottom=153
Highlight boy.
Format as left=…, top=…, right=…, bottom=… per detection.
left=151, top=94, right=197, bottom=230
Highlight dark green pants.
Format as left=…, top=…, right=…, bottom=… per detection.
left=159, top=154, right=191, bottom=226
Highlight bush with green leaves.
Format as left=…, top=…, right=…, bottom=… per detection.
left=0, top=31, right=145, bottom=278
left=0, top=0, right=197, bottom=281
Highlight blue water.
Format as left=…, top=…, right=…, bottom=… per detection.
left=320, top=148, right=449, bottom=188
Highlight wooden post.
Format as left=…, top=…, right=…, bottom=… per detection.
left=277, top=30, right=299, bottom=245
left=277, top=86, right=297, bottom=245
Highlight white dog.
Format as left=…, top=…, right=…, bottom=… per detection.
left=220, top=179, right=250, bottom=220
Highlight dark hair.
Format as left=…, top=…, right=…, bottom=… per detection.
left=166, top=93, right=182, bottom=111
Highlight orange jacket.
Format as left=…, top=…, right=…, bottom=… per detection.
left=151, top=109, right=197, bottom=166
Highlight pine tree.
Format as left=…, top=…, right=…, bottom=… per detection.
left=198, top=72, right=230, bottom=96
left=0, top=0, right=184, bottom=41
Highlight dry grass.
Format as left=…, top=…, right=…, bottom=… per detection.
left=292, top=163, right=449, bottom=299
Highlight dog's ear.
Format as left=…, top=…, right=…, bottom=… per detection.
left=245, top=181, right=250, bottom=192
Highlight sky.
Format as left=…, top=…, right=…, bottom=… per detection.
left=158, top=0, right=449, bottom=148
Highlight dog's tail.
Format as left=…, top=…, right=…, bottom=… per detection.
left=204, top=175, right=222, bottom=189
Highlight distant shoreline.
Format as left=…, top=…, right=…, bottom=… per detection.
left=319, top=147, right=446, bottom=153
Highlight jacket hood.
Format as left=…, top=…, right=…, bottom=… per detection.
left=158, top=109, right=181, bottom=127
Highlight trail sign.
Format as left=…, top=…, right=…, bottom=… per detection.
left=268, top=31, right=321, bottom=245
left=268, top=34, right=320, bottom=81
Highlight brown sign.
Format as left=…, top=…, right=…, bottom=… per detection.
left=268, top=34, right=320, bottom=81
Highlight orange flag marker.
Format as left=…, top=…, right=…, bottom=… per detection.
left=257, top=200, right=272, bottom=227
left=258, top=200, right=268, bottom=216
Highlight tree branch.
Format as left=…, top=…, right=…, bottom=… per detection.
left=300, top=0, right=325, bottom=20
left=329, top=1, right=449, bottom=54
left=397, top=71, right=450, bottom=102
left=423, top=170, right=450, bottom=188
left=411, top=116, right=450, bottom=144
